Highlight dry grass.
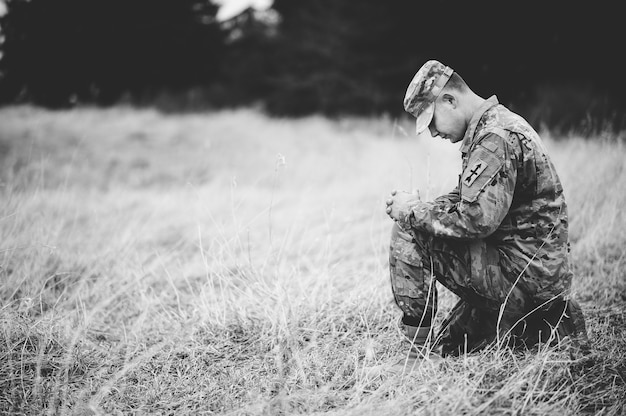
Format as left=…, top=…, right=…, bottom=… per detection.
left=0, top=105, right=624, bottom=415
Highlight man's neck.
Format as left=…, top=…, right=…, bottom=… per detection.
left=463, top=92, right=487, bottom=123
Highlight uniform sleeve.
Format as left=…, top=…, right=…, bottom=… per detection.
left=405, top=133, right=517, bottom=240
left=434, top=186, right=460, bottom=206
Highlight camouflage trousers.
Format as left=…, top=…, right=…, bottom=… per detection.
left=389, top=223, right=589, bottom=356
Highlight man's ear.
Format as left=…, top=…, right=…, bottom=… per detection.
left=441, top=93, right=457, bottom=108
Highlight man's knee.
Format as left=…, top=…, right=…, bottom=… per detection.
left=389, top=223, right=428, bottom=267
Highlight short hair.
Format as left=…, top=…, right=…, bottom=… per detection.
left=443, top=71, right=468, bottom=92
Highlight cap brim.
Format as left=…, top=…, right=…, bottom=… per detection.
left=415, top=103, right=434, bottom=134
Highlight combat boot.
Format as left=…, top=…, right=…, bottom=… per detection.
left=391, top=321, right=442, bottom=372
left=362, top=322, right=440, bottom=378
left=511, top=297, right=591, bottom=356
left=546, top=298, right=591, bottom=356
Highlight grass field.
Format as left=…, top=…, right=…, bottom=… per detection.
left=0, top=105, right=624, bottom=415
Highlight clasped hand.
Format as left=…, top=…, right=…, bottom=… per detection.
left=385, top=190, right=421, bottom=222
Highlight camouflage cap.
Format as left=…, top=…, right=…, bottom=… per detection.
left=404, top=60, right=454, bottom=134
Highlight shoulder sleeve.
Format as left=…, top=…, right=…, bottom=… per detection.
left=460, top=131, right=507, bottom=203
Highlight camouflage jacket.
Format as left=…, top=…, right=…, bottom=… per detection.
left=404, top=96, right=573, bottom=301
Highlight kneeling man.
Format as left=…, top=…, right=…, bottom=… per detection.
left=386, top=60, right=589, bottom=358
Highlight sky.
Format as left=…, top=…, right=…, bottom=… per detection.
left=214, top=0, right=272, bottom=21
left=0, top=0, right=270, bottom=20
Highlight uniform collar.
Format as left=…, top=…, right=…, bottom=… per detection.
left=459, top=95, right=499, bottom=153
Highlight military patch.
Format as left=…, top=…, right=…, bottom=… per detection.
left=462, top=159, right=488, bottom=187
left=460, top=136, right=506, bottom=203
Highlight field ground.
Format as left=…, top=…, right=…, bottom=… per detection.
left=0, top=105, right=624, bottom=415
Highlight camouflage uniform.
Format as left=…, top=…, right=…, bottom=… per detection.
left=391, top=60, right=589, bottom=356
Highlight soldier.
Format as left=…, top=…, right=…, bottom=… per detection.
left=385, top=60, right=589, bottom=360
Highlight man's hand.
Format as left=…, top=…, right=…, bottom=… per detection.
left=385, top=190, right=421, bottom=223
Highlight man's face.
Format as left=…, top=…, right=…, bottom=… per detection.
left=427, top=95, right=465, bottom=143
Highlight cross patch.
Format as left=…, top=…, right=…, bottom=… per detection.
left=463, top=159, right=488, bottom=186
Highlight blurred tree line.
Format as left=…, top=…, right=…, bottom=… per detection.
left=0, top=0, right=624, bottom=134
